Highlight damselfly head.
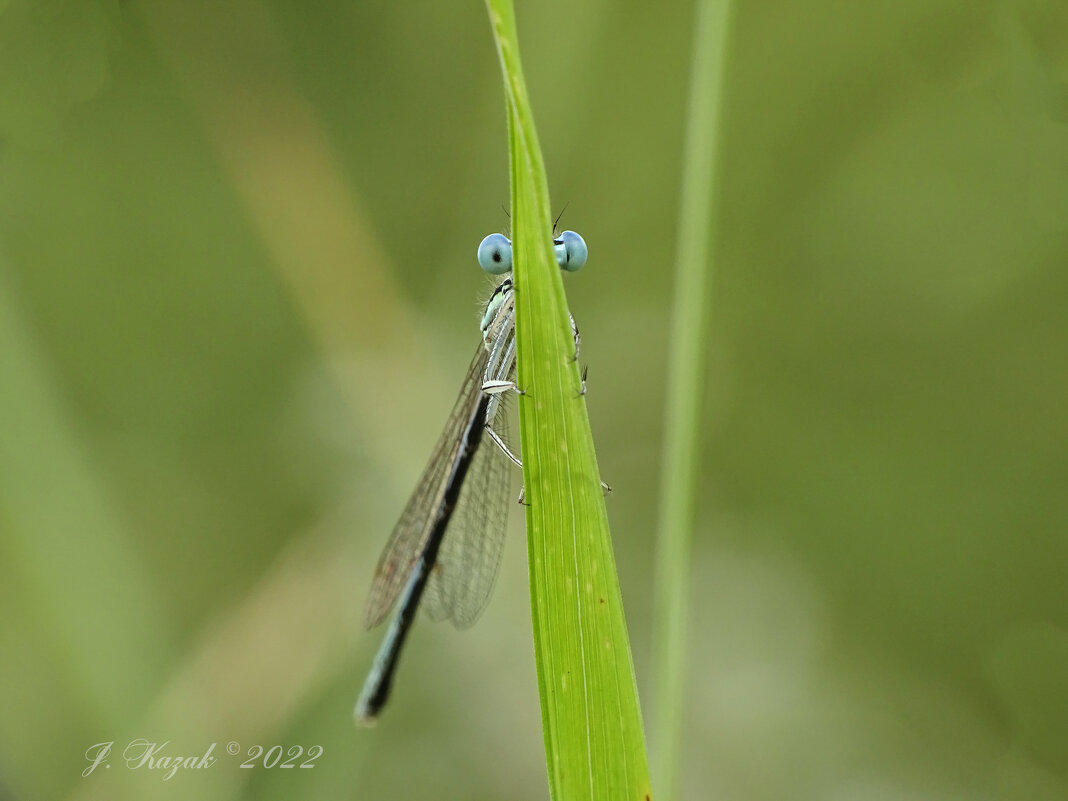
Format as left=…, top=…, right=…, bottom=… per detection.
left=478, top=230, right=587, bottom=275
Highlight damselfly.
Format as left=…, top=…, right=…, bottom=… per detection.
left=354, top=230, right=589, bottom=725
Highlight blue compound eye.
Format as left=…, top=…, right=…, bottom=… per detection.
left=555, top=230, right=587, bottom=272
left=477, top=233, right=512, bottom=275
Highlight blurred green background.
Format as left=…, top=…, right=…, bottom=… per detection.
left=1, top=1, right=1066, bottom=799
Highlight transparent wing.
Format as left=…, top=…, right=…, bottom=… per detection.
left=423, top=392, right=513, bottom=628
left=363, top=342, right=489, bottom=629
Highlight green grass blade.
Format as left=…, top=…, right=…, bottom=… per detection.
left=652, top=1, right=735, bottom=798
left=484, top=3, right=653, bottom=799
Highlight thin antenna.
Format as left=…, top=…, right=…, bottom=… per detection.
left=552, top=202, right=570, bottom=235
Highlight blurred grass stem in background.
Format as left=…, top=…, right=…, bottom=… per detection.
left=652, top=0, right=734, bottom=798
